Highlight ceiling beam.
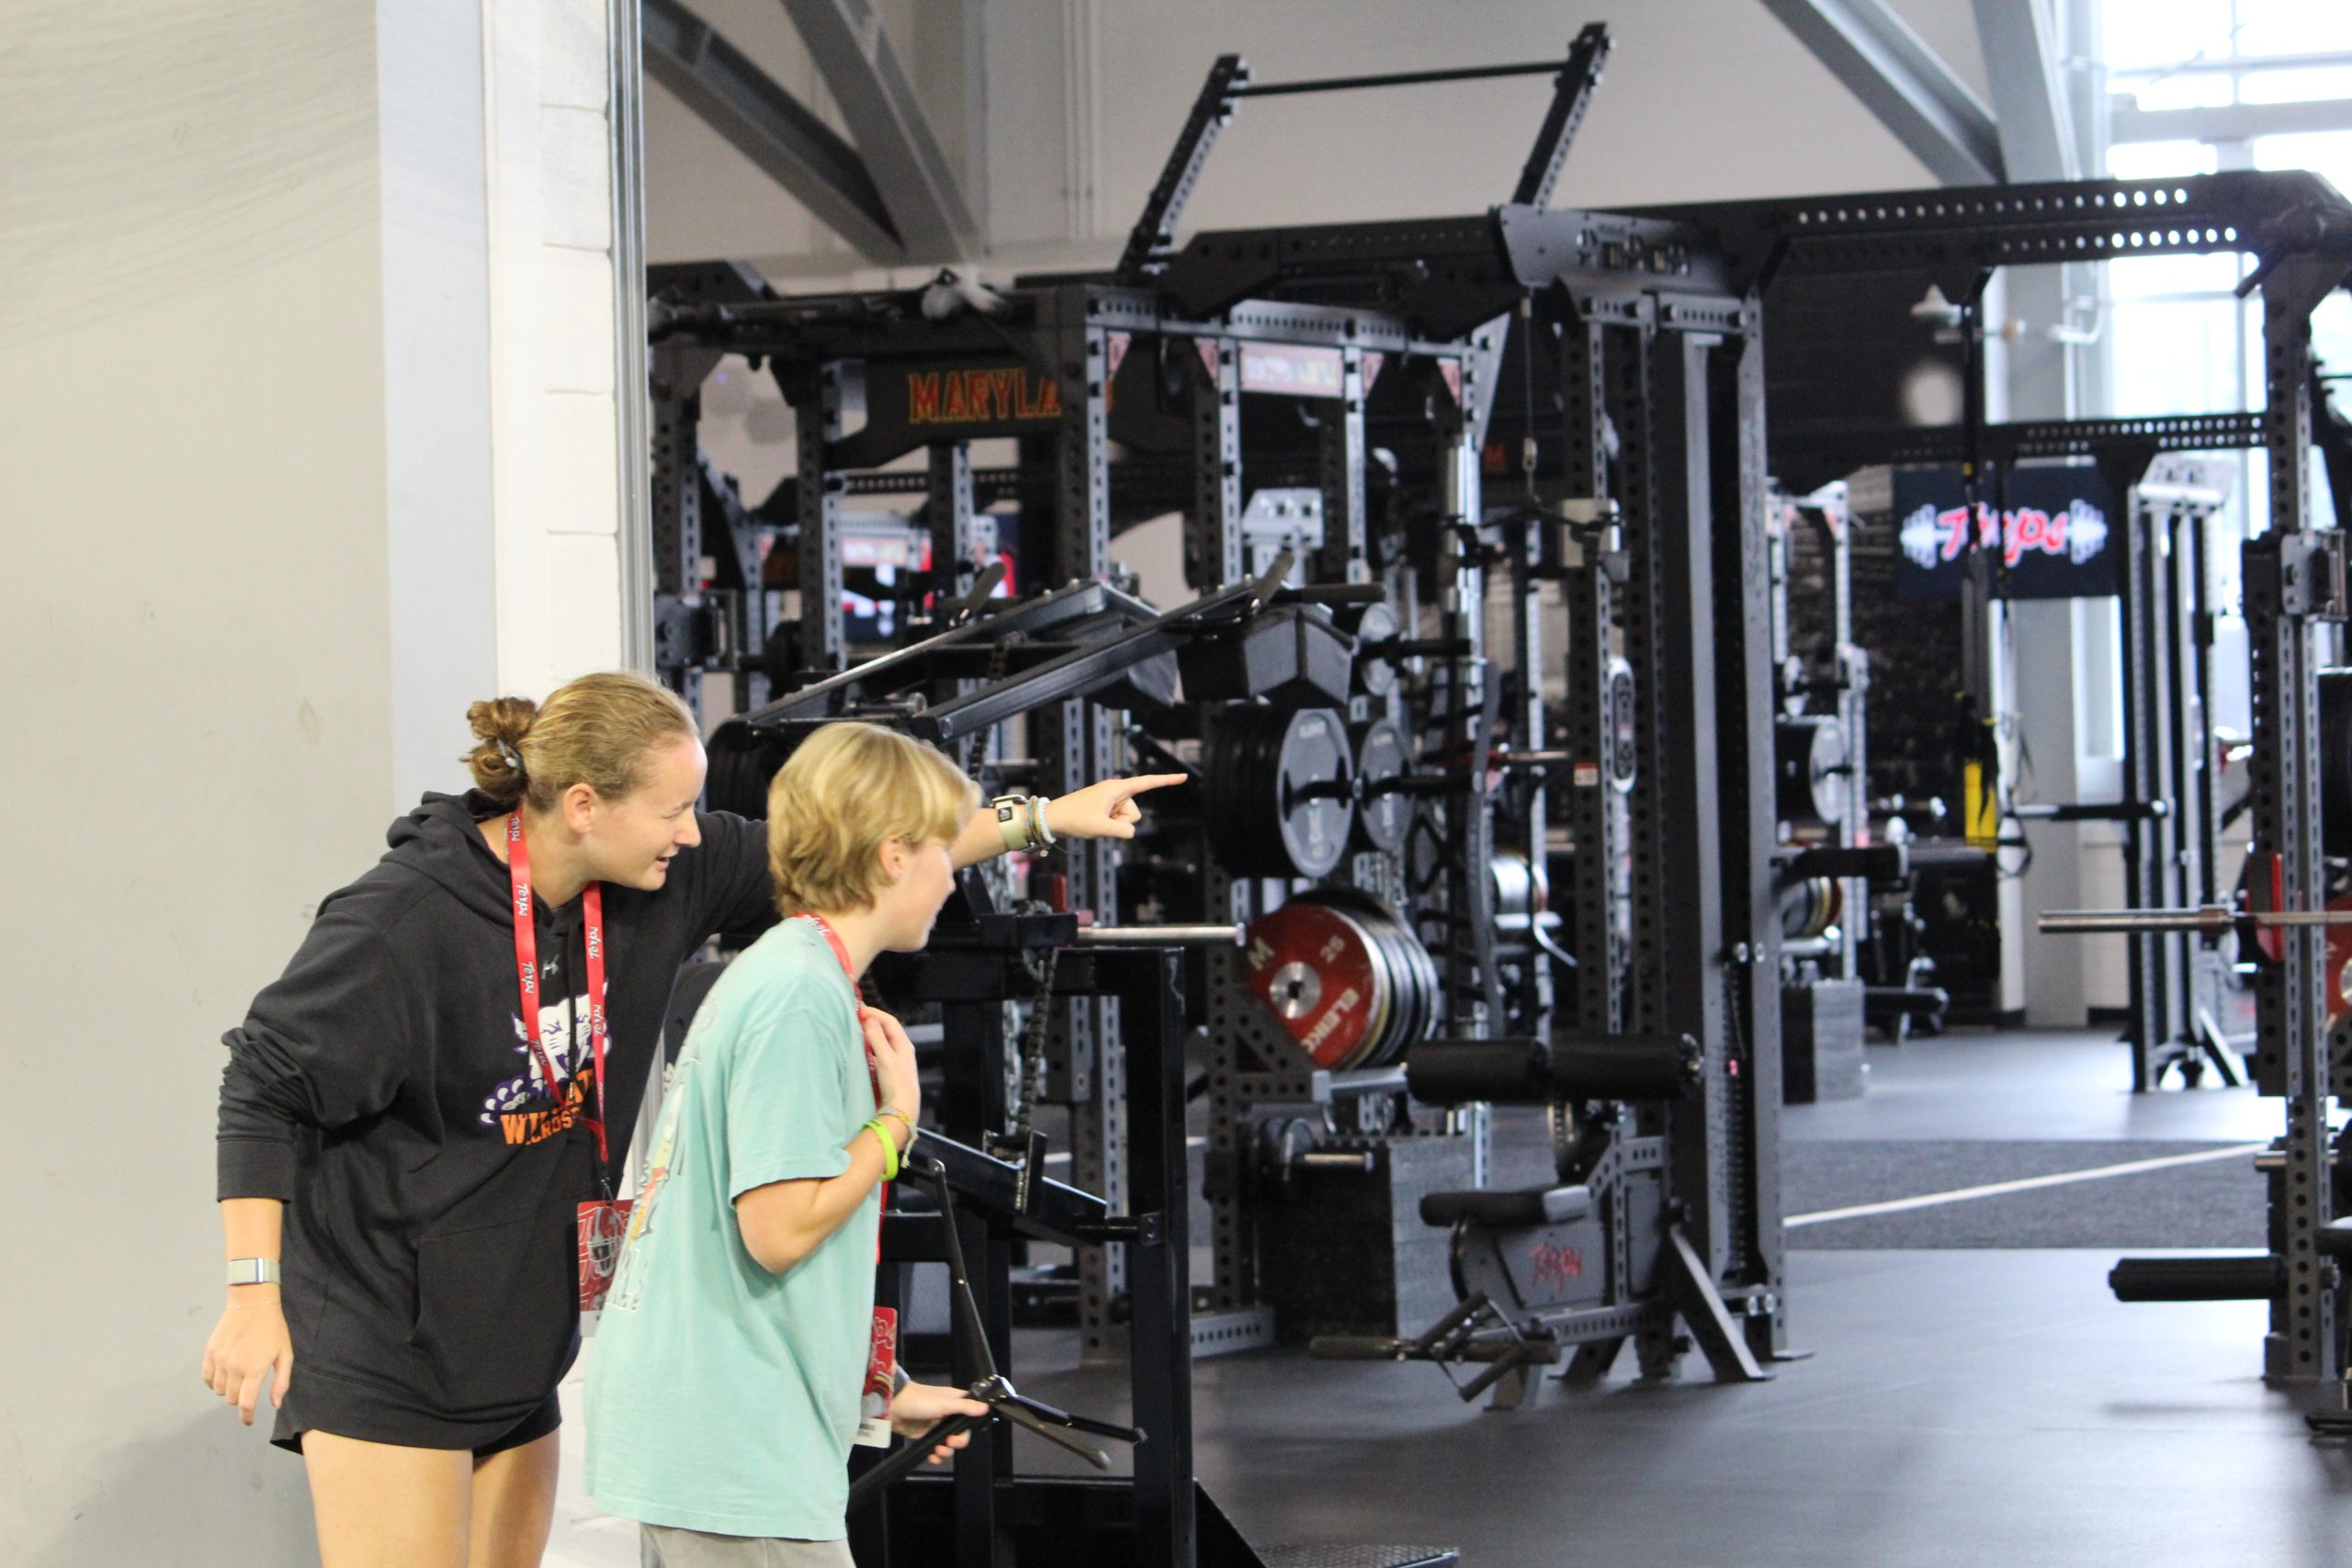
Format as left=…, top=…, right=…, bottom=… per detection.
left=641, top=0, right=907, bottom=264
left=1759, top=0, right=2005, bottom=185
left=1972, top=0, right=2076, bottom=181
left=775, top=0, right=982, bottom=264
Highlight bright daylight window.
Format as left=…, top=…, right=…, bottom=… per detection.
left=2102, top=0, right=2352, bottom=547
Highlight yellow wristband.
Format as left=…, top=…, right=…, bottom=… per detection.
left=865, top=1120, right=901, bottom=1180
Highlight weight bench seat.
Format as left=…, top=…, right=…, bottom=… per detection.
left=1420, top=1183, right=1592, bottom=1228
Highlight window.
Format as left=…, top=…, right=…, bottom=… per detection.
left=2101, top=0, right=2352, bottom=550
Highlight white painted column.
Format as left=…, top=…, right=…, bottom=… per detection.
left=486, top=0, right=633, bottom=696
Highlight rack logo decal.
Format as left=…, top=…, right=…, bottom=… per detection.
left=907, top=366, right=1062, bottom=425
left=1899, top=499, right=2109, bottom=570
left=1890, top=466, right=2120, bottom=601
left=1529, top=1239, right=1584, bottom=1292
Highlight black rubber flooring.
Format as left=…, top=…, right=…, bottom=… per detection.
left=1008, top=1250, right=2352, bottom=1568
left=1782, top=1138, right=2267, bottom=1248
left=1000, top=1033, right=2345, bottom=1568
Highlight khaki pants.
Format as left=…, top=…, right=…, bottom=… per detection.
left=641, top=1523, right=855, bottom=1568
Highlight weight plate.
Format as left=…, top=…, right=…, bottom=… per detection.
left=2322, top=671, right=2352, bottom=855
left=1349, top=600, right=1399, bottom=696
left=1491, top=852, right=1537, bottom=932
left=1775, top=715, right=1849, bottom=829
left=1351, top=718, right=1411, bottom=854
left=1299, top=886, right=1437, bottom=1068
left=1274, top=708, right=1355, bottom=879
left=1778, top=875, right=1841, bottom=941
left=2329, top=893, right=2352, bottom=1028
left=1245, top=898, right=1390, bottom=1070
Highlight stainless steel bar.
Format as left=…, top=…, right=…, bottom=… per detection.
left=1072, top=924, right=1244, bottom=948
left=2040, top=905, right=2352, bottom=936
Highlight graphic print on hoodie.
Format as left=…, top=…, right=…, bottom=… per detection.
left=485, top=964, right=602, bottom=1147
left=216, top=790, right=774, bottom=1445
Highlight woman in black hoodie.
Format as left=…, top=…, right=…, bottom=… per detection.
left=202, top=671, right=1179, bottom=1567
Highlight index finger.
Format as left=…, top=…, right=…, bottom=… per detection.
left=1112, top=773, right=1190, bottom=798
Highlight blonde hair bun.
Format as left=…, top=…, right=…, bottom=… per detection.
left=459, top=674, right=695, bottom=812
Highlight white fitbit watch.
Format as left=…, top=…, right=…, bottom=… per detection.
left=226, top=1258, right=282, bottom=1287
left=990, top=794, right=1055, bottom=853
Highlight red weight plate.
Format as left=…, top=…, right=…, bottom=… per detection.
left=1244, top=899, right=1389, bottom=1070
left=2328, top=894, right=2352, bottom=1027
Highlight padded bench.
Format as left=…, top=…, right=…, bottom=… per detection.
left=1419, top=1183, right=1592, bottom=1228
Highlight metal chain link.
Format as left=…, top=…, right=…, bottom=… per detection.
left=1008, top=941, right=1059, bottom=1140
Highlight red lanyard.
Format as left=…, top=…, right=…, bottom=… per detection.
left=793, top=913, right=881, bottom=1104
left=795, top=912, right=865, bottom=1008
left=507, top=814, right=611, bottom=1179
left=792, top=914, right=889, bottom=1255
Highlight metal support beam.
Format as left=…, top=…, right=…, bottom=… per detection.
left=1758, top=0, right=2004, bottom=185
left=776, top=0, right=982, bottom=264
left=1972, top=0, right=2076, bottom=181
left=641, top=0, right=905, bottom=262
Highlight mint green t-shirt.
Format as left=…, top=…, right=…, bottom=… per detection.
left=584, top=919, right=877, bottom=1539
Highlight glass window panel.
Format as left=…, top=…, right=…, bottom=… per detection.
left=2314, top=293, right=2352, bottom=380
left=2101, top=0, right=2233, bottom=73
left=2109, top=297, right=2245, bottom=415
left=2234, top=0, right=2352, bottom=58
left=2107, top=140, right=2221, bottom=179
left=2131, top=73, right=2239, bottom=111
left=2116, top=73, right=2235, bottom=110
left=2254, top=130, right=2352, bottom=195
left=2239, top=65, right=2352, bottom=103
left=2107, top=250, right=2243, bottom=299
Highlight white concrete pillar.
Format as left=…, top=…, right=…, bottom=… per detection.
left=0, top=3, right=630, bottom=1561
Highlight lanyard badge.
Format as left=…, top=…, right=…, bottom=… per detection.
left=505, top=814, right=630, bottom=1314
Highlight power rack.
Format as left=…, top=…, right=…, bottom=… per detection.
left=1641, top=171, right=2352, bottom=1389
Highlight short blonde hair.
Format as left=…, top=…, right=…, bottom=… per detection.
left=463, top=671, right=698, bottom=813
left=767, top=722, right=978, bottom=916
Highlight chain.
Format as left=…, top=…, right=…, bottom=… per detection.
left=1008, top=941, right=1060, bottom=1140
left=988, top=628, right=1021, bottom=685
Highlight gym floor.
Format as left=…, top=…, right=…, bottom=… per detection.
left=548, top=1032, right=2352, bottom=1567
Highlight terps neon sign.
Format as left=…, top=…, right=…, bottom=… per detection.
left=1899, top=499, right=2110, bottom=571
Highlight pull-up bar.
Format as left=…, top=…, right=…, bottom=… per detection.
left=1232, top=59, right=1585, bottom=98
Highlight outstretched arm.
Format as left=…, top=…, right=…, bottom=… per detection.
left=947, top=773, right=1190, bottom=869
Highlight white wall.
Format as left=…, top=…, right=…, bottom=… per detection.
left=2, top=4, right=395, bottom=1562
left=0, top=2, right=628, bottom=1562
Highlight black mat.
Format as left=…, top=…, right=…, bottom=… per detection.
left=1781, top=1139, right=2266, bottom=1248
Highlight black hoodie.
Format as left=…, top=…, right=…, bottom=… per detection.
left=217, top=791, right=773, bottom=1446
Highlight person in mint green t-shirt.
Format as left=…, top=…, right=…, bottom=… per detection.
left=584, top=722, right=997, bottom=1566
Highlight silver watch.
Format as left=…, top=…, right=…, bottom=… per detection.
left=226, top=1258, right=281, bottom=1287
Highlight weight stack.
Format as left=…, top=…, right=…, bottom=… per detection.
left=1782, top=977, right=1866, bottom=1104
left=1257, top=1134, right=1476, bottom=1342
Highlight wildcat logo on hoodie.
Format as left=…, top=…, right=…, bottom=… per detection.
left=481, top=977, right=601, bottom=1145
